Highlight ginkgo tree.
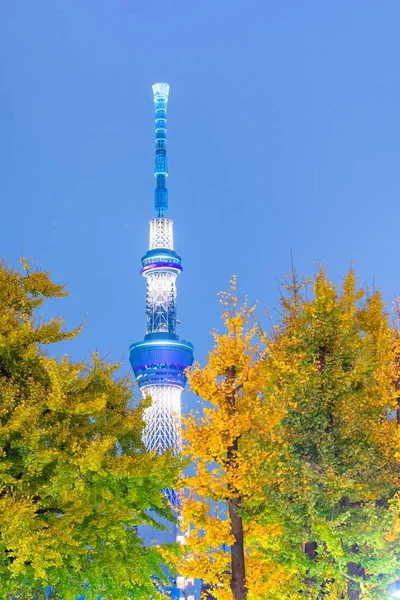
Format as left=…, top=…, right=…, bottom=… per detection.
left=177, top=269, right=400, bottom=600
left=0, top=259, right=178, bottom=600
left=175, top=279, right=289, bottom=600
left=250, top=267, right=400, bottom=600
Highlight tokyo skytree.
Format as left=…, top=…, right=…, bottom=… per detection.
left=129, top=83, right=194, bottom=507
left=129, top=83, right=198, bottom=599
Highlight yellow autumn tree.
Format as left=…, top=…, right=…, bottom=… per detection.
left=177, top=269, right=400, bottom=600
left=0, top=259, right=179, bottom=600
left=176, top=278, right=290, bottom=600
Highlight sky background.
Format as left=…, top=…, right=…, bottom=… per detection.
left=1, top=1, right=400, bottom=411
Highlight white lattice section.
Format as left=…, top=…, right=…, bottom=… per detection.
left=146, top=271, right=177, bottom=333
left=141, top=385, right=182, bottom=453
left=149, top=218, right=174, bottom=250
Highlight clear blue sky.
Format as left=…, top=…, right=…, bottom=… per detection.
left=1, top=2, right=400, bottom=407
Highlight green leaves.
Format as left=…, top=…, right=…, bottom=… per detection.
left=0, top=260, right=178, bottom=599
left=249, top=267, right=400, bottom=598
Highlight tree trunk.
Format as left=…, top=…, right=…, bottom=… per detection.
left=347, top=562, right=364, bottom=600
left=303, top=541, right=317, bottom=560
left=347, top=545, right=364, bottom=600
left=226, top=365, right=247, bottom=600
left=228, top=439, right=247, bottom=600
left=302, top=541, right=317, bottom=588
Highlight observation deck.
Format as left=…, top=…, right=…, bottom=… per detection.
left=141, top=248, right=182, bottom=277
left=129, top=336, right=194, bottom=389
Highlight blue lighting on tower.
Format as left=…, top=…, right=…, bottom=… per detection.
left=153, top=82, right=169, bottom=216
left=129, top=82, right=198, bottom=600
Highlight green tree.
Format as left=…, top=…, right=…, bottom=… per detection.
left=0, top=259, right=178, bottom=599
left=248, top=267, right=400, bottom=599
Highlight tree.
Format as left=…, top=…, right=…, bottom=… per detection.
left=247, top=267, right=400, bottom=599
left=0, top=259, right=178, bottom=599
left=175, top=279, right=288, bottom=600
left=177, top=269, right=400, bottom=600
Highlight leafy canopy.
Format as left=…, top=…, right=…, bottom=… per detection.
left=0, top=259, right=178, bottom=599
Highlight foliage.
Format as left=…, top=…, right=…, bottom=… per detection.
left=0, top=259, right=178, bottom=599
left=175, top=278, right=287, bottom=599
left=251, top=267, right=400, bottom=599
left=178, top=269, right=400, bottom=600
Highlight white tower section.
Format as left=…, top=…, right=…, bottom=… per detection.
left=149, top=217, right=174, bottom=250
left=141, top=217, right=183, bottom=454
left=144, top=217, right=178, bottom=335
left=141, top=384, right=182, bottom=453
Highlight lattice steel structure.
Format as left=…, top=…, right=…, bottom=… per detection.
left=141, top=385, right=182, bottom=452
left=130, top=82, right=194, bottom=477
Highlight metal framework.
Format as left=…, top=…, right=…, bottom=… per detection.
left=149, top=217, right=174, bottom=250
left=145, top=271, right=177, bottom=333
left=141, top=384, right=182, bottom=453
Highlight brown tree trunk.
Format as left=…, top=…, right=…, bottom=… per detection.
left=347, top=546, right=364, bottom=600
left=227, top=438, right=247, bottom=600
left=303, top=541, right=317, bottom=560
left=302, top=541, right=317, bottom=588
left=226, top=366, right=247, bottom=600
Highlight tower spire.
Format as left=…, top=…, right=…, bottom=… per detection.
left=153, top=83, right=169, bottom=216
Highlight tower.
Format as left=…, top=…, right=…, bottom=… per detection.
left=130, top=82, right=198, bottom=599
left=129, top=83, right=194, bottom=503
